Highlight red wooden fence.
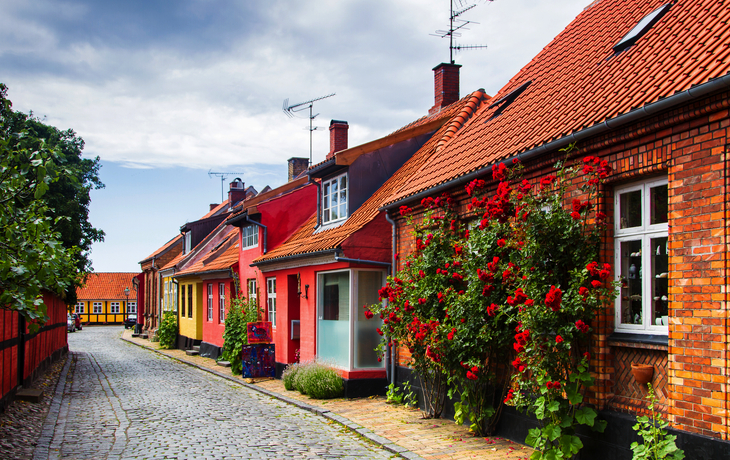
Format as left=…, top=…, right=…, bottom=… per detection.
left=0, top=292, right=68, bottom=410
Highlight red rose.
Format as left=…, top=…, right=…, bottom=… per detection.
left=466, top=371, right=478, bottom=380
left=497, top=238, right=506, bottom=247
left=555, top=335, right=563, bottom=344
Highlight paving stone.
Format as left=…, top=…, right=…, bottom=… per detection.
left=31, top=326, right=396, bottom=460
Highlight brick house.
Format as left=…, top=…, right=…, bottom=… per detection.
left=250, top=87, right=488, bottom=396
left=74, top=272, right=140, bottom=324
left=381, top=0, right=730, bottom=457
left=139, top=235, right=182, bottom=332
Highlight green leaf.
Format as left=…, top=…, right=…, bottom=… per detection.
left=575, top=407, right=597, bottom=427
left=526, top=428, right=541, bottom=447
left=547, top=400, right=561, bottom=413
left=544, top=424, right=562, bottom=441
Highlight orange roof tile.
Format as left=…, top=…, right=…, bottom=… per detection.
left=175, top=226, right=239, bottom=276
left=254, top=90, right=487, bottom=264
left=139, top=234, right=182, bottom=264
left=77, top=273, right=140, bottom=301
left=386, top=0, right=730, bottom=205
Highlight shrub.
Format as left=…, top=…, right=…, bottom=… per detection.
left=289, top=361, right=343, bottom=399
left=282, top=363, right=300, bottom=391
left=157, top=311, right=177, bottom=349
left=220, top=279, right=259, bottom=375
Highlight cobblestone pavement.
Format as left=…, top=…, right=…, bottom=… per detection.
left=33, top=326, right=398, bottom=460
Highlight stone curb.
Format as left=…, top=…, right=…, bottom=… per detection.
left=120, top=336, right=426, bottom=460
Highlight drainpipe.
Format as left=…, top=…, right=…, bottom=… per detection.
left=245, top=216, right=268, bottom=254
left=384, top=212, right=397, bottom=385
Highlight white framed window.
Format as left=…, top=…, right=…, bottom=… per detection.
left=110, top=302, right=120, bottom=314
left=614, top=177, right=668, bottom=334
left=242, top=226, right=259, bottom=249
left=93, top=302, right=102, bottom=314
left=219, top=283, right=225, bottom=323
left=267, top=278, right=277, bottom=327
left=183, top=231, right=192, bottom=254
left=207, top=283, right=213, bottom=321
left=128, top=301, right=137, bottom=314
left=75, top=302, right=85, bottom=314
left=322, top=173, right=348, bottom=224
left=247, top=279, right=257, bottom=305
left=164, top=281, right=169, bottom=311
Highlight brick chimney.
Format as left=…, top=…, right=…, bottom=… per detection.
left=288, top=157, right=309, bottom=182
left=429, top=63, right=461, bottom=115
left=209, top=204, right=218, bottom=211
left=326, top=120, right=349, bottom=160
left=227, top=178, right=246, bottom=205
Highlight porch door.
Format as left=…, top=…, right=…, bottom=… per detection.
left=317, top=271, right=350, bottom=368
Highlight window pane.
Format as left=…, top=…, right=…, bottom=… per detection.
left=318, top=272, right=350, bottom=368
left=332, top=180, right=338, bottom=193
left=323, top=182, right=330, bottom=196
left=650, top=184, right=668, bottom=225
left=619, top=240, right=643, bottom=325
left=331, top=206, right=338, bottom=221
left=340, top=176, right=347, bottom=190
left=355, top=271, right=384, bottom=368
left=620, top=190, right=642, bottom=229
left=323, top=195, right=329, bottom=209
left=651, top=236, right=669, bottom=326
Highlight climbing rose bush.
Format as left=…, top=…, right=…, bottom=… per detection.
left=368, top=149, right=617, bottom=457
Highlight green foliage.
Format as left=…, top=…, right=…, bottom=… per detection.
left=282, top=363, right=300, bottom=391
left=286, top=361, right=343, bottom=399
left=631, top=384, right=684, bottom=460
left=0, top=83, right=88, bottom=331
left=1, top=84, right=104, bottom=305
left=367, top=146, right=617, bottom=454
left=386, top=381, right=417, bottom=408
left=220, top=280, right=259, bottom=375
left=157, top=311, right=178, bottom=349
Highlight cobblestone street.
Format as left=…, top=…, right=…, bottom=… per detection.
left=33, top=327, right=396, bottom=460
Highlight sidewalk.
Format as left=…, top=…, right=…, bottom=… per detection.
left=121, top=330, right=532, bottom=460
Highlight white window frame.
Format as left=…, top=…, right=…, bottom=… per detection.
left=266, top=278, right=276, bottom=327
left=322, top=173, right=348, bottom=224
left=247, top=279, right=257, bottom=305
left=128, top=301, right=137, bottom=314
left=183, top=231, right=192, bottom=254
left=75, top=302, right=85, bottom=314
left=614, top=177, right=669, bottom=334
left=241, top=225, right=259, bottom=249
left=316, top=268, right=385, bottom=371
left=218, top=283, right=225, bottom=323
left=207, top=283, right=213, bottom=321
left=93, top=302, right=102, bottom=314
left=110, top=302, right=120, bottom=314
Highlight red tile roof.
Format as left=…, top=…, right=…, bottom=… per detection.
left=139, top=234, right=182, bottom=264
left=386, top=0, right=730, bottom=204
left=254, top=90, right=488, bottom=263
left=175, top=226, right=239, bottom=276
left=77, top=273, right=140, bottom=301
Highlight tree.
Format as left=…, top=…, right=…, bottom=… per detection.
left=0, top=83, right=102, bottom=328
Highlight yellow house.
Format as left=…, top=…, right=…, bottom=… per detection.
left=74, top=272, right=140, bottom=324
left=175, top=275, right=204, bottom=349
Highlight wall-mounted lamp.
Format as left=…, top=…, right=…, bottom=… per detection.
left=303, top=284, right=309, bottom=300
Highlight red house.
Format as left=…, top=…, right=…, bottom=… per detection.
left=381, top=0, right=730, bottom=457
left=226, top=158, right=316, bottom=363
left=251, top=90, right=487, bottom=396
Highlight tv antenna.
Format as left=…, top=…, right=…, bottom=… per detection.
left=208, top=170, right=245, bottom=203
left=282, top=93, right=336, bottom=166
left=431, top=0, right=490, bottom=64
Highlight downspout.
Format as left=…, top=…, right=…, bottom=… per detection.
left=385, top=212, right=397, bottom=385
left=246, top=216, right=268, bottom=254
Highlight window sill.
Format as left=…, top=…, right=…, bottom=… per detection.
left=608, top=332, right=668, bottom=351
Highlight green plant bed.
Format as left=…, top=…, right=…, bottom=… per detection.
left=157, top=311, right=177, bottom=349
left=282, top=361, right=343, bottom=399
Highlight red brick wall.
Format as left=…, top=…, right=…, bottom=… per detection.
left=392, top=89, right=730, bottom=440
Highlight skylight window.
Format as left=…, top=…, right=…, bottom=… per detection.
left=487, top=81, right=531, bottom=121
left=613, top=3, right=671, bottom=53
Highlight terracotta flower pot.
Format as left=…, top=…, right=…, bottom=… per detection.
left=631, top=363, right=654, bottom=385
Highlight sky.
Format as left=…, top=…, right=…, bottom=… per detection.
left=1, top=0, right=590, bottom=272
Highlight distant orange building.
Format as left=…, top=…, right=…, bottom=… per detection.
left=74, top=273, right=140, bottom=324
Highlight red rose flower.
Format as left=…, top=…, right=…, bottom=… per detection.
left=555, top=335, right=563, bottom=344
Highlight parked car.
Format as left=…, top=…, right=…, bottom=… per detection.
left=124, top=314, right=137, bottom=329
left=71, top=313, right=82, bottom=330
left=67, top=315, right=76, bottom=333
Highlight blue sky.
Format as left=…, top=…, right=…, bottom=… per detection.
left=1, top=0, right=589, bottom=272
